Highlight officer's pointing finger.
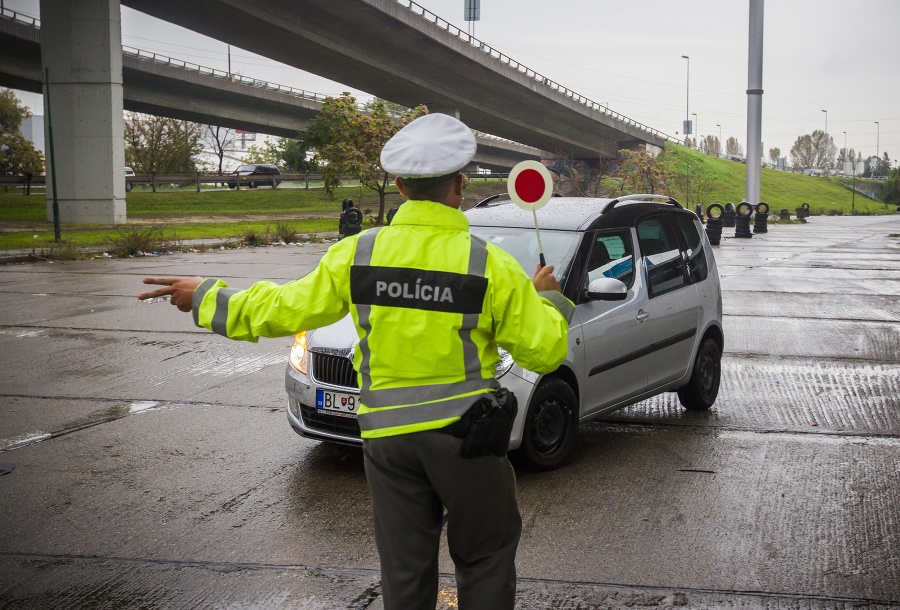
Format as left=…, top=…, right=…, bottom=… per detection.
left=142, top=277, right=177, bottom=286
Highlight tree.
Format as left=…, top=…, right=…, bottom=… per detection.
left=700, top=135, right=720, bottom=156
left=789, top=130, right=835, bottom=170
left=0, top=88, right=43, bottom=175
left=768, top=147, right=781, bottom=164
left=303, top=93, right=427, bottom=224
left=614, top=149, right=675, bottom=195
left=725, top=137, right=743, bottom=156
left=124, top=113, right=202, bottom=174
left=555, top=156, right=616, bottom=198
left=242, top=137, right=315, bottom=173
left=883, top=167, right=900, bottom=207
left=201, top=125, right=236, bottom=174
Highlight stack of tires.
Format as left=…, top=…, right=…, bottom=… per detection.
left=795, top=201, right=810, bottom=221
left=723, top=203, right=737, bottom=227
left=705, top=203, right=724, bottom=245
left=734, top=202, right=753, bottom=238
left=780, top=209, right=791, bottom=221
left=695, top=204, right=704, bottom=223
left=753, top=202, right=769, bottom=233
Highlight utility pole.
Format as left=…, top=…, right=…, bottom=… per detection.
left=682, top=55, right=690, bottom=146
left=745, top=0, right=764, bottom=206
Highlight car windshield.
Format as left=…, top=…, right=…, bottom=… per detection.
left=469, top=226, right=580, bottom=284
left=236, top=165, right=257, bottom=172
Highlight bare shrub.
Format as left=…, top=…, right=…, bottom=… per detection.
left=109, top=226, right=169, bottom=257
left=274, top=221, right=298, bottom=243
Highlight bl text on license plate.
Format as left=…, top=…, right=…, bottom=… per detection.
left=316, top=389, right=358, bottom=418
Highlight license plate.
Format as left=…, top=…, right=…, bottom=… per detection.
left=316, top=389, right=359, bottom=418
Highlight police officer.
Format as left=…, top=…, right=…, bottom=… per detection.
left=138, top=113, right=573, bottom=609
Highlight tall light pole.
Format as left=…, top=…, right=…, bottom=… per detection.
left=821, top=109, right=828, bottom=172
left=682, top=55, right=690, bottom=145
left=716, top=124, right=722, bottom=156
left=875, top=121, right=880, bottom=174
left=843, top=131, right=848, bottom=175
left=692, top=113, right=698, bottom=148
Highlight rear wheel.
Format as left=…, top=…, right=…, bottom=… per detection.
left=677, top=337, right=721, bottom=411
left=512, top=378, right=578, bottom=470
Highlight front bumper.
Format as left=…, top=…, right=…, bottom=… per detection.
left=284, top=363, right=538, bottom=450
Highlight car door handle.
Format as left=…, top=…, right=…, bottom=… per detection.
left=636, top=309, right=650, bottom=322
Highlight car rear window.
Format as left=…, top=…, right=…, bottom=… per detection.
left=672, top=214, right=708, bottom=283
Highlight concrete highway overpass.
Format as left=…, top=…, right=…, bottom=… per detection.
left=121, top=0, right=671, bottom=159
left=0, top=12, right=540, bottom=173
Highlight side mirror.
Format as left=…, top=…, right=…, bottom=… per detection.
left=585, top=277, right=628, bottom=301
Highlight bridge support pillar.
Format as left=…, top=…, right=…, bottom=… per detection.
left=426, top=106, right=461, bottom=120
left=40, top=0, right=125, bottom=225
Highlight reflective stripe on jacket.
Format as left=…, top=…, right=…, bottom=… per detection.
left=192, top=199, right=574, bottom=438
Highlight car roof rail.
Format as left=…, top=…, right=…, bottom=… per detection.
left=602, top=194, right=683, bottom=214
left=474, top=193, right=510, bottom=208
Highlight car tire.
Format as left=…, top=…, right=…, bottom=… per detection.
left=228, top=184, right=236, bottom=190
left=512, top=378, right=578, bottom=470
left=677, top=337, right=721, bottom=411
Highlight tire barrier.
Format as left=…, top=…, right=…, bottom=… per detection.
left=723, top=202, right=737, bottom=227
left=705, top=203, right=724, bottom=245
left=753, top=202, right=769, bottom=234
left=339, top=198, right=363, bottom=238
left=795, top=201, right=810, bottom=221
left=695, top=204, right=704, bottom=223
left=385, top=207, right=399, bottom=225
left=780, top=208, right=791, bottom=221
left=734, top=202, right=754, bottom=239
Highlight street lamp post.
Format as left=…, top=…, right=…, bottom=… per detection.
left=843, top=131, right=848, bottom=175
left=875, top=121, right=880, bottom=175
left=692, top=113, right=698, bottom=149
left=682, top=55, right=690, bottom=145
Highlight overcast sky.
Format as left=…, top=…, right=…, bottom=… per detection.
left=7, top=0, right=899, bottom=162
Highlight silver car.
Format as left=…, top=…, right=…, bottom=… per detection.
left=285, top=194, right=723, bottom=469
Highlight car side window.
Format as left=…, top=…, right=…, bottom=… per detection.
left=585, top=231, right=634, bottom=289
left=672, top=214, right=708, bottom=283
left=637, top=216, right=687, bottom=298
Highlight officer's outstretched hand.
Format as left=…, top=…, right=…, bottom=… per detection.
left=138, top=276, right=204, bottom=312
left=532, top=264, right=561, bottom=293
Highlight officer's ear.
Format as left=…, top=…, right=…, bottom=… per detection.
left=452, top=173, right=464, bottom=196
left=395, top=176, right=408, bottom=198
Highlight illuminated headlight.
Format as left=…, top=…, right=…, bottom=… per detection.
left=494, top=347, right=514, bottom=379
left=289, top=331, right=308, bottom=375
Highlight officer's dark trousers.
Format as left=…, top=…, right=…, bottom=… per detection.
left=363, top=430, right=522, bottom=610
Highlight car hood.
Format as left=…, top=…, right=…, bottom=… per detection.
left=308, top=314, right=358, bottom=353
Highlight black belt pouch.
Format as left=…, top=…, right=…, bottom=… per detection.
left=457, top=388, right=518, bottom=459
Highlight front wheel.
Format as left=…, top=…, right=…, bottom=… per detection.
left=511, top=378, right=578, bottom=470
left=677, top=337, right=721, bottom=411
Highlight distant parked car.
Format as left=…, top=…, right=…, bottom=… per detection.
left=228, top=164, right=281, bottom=189
left=124, top=167, right=135, bottom=192
left=285, top=193, right=725, bottom=469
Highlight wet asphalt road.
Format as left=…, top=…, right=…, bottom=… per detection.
left=0, top=215, right=898, bottom=609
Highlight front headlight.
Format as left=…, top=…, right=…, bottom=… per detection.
left=289, top=331, right=308, bottom=375
left=494, top=347, right=514, bottom=379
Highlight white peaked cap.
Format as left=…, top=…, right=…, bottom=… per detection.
left=380, top=113, right=476, bottom=178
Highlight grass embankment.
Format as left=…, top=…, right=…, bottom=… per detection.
left=0, top=181, right=509, bottom=253
left=662, top=144, right=891, bottom=215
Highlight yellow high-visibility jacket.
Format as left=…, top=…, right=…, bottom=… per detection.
left=193, top=200, right=574, bottom=438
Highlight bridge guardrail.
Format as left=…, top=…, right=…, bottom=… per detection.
left=395, top=0, right=676, bottom=143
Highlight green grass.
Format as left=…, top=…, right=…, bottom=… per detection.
left=0, top=219, right=339, bottom=252
left=661, top=144, right=893, bottom=215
